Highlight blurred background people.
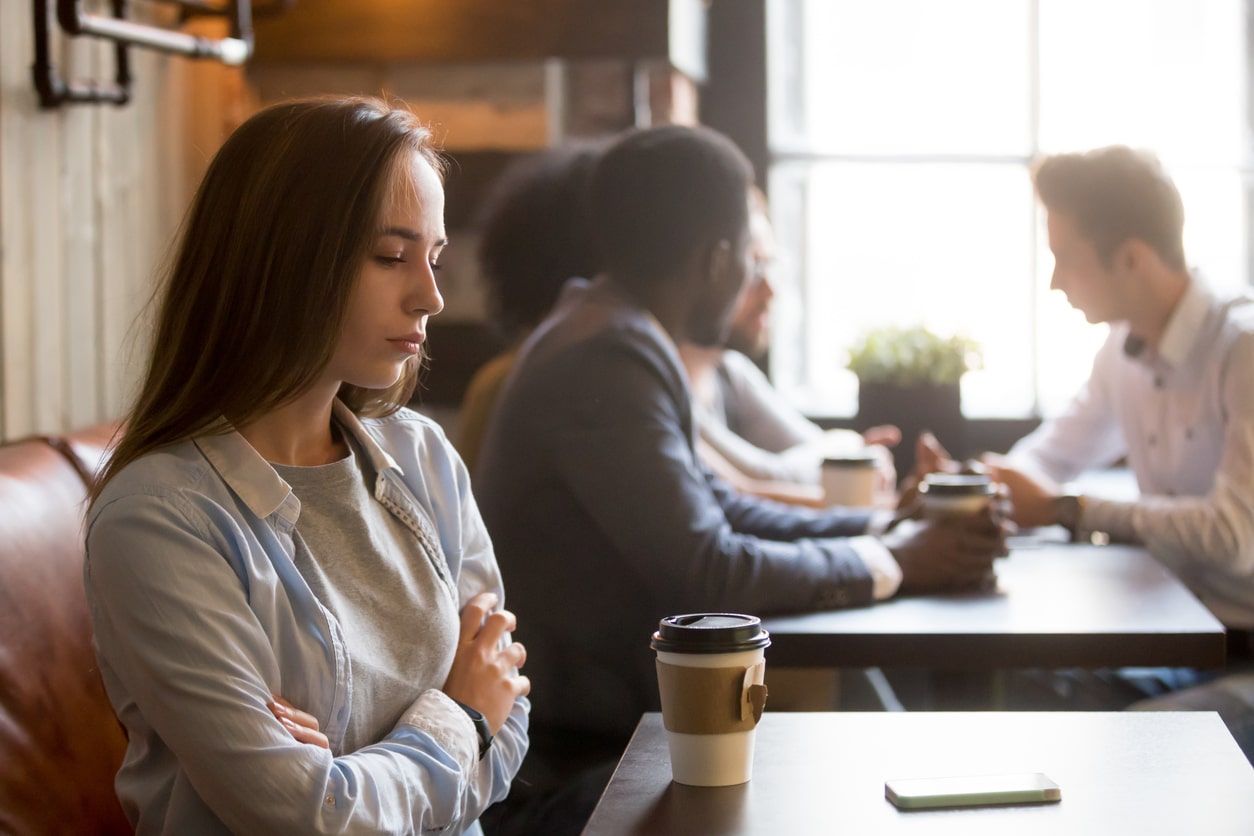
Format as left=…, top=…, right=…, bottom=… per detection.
left=678, top=185, right=899, bottom=507
left=474, top=123, right=1008, bottom=834
left=456, top=141, right=606, bottom=474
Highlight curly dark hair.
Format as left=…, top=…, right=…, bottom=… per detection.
left=475, top=141, right=607, bottom=340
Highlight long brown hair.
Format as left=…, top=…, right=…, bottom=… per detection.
left=93, top=96, right=444, bottom=499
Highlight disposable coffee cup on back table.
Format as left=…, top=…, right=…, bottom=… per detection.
left=919, top=472, right=995, bottom=518
left=651, top=613, right=770, bottom=787
left=920, top=472, right=1001, bottom=590
left=821, top=450, right=878, bottom=508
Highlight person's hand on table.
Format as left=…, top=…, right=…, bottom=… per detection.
left=980, top=453, right=1062, bottom=529
left=442, top=592, right=531, bottom=734
left=860, top=424, right=901, bottom=501
left=861, top=424, right=901, bottom=449
left=883, top=500, right=1013, bottom=594
left=269, top=696, right=330, bottom=749
left=896, top=431, right=978, bottom=509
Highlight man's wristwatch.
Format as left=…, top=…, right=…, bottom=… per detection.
left=454, top=700, right=494, bottom=759
left=1052, top=491, right=1088, bottom=542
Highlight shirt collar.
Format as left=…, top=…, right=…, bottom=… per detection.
left=1153, top=271, right=1212, bottom=370
left=195, top=427, right=293, bottom=522
left=331, top=400, right=403, bottom=479
left=194, top=399, right=402, bottom=522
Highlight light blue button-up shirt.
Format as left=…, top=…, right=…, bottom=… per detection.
left=85, top=402, right=528, bottom=835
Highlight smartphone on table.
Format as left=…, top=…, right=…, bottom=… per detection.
left=885, top=772, right=1061, bottom=810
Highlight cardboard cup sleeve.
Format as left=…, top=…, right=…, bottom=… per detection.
left=655, top=660, right=768, bottom=734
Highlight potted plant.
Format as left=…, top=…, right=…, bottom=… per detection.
left=845, top=324, right=982, bottom=477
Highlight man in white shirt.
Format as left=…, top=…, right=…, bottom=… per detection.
left=980, top=146, right=1254, bottom=631
left=922, top=145, right=1254, bottom=759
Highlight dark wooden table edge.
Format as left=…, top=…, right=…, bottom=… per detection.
left=763, top=630, right=1228, bottom=669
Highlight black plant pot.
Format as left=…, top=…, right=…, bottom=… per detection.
left=855, top=380, right=965, bottom=484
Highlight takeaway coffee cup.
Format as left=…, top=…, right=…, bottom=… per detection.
left=919, top=472, right=995, bottom=518
left=651, top=613, right=770, bottom=787
left=821, top=450, right=878, bottom=507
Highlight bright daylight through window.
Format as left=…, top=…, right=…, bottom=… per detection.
left=765, top=0, right=1251, bottom=419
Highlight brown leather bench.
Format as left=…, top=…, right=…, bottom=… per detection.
left=0, top=423, right=131, bottom=835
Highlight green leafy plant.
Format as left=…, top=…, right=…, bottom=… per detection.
left=845, top=324, right=982, bottom=387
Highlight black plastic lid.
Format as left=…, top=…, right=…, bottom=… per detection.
left=822, top=451, right=878, bottom=468
left=920, top=473, right=994, bottom=497
left=650, top=613, right=771, bottom=653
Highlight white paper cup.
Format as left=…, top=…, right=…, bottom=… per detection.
left=821, top=452, right=877, bottom=507
left=651, top=614, right=771, bottom=787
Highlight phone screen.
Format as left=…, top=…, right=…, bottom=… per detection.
left=885, top=772, right=1062, bottom=810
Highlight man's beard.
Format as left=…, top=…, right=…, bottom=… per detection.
left=723, top=322, right=768, bottom=359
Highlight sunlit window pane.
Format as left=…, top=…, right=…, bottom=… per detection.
left=1039, top=0, right=1245, bottom=163
left=772, top=0, right=1033, bottom=156
left=768, top=0, right=1251, bottom=423
left=769, top=162, right=1037, bottom=417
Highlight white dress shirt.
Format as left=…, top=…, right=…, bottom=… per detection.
left=1009, top=274, right=1254, bottom=628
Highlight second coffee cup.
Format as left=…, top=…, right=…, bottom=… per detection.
left=919, top=472, right=995, bottom=518
left=821, top=451, right=878, bottom=507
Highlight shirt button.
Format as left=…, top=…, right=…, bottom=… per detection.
left=1185, top=428, right=1194, bottom=440
left=1154, top=376, right=1164, bottom=388
left=1148, top=435, right=1157, bottom=446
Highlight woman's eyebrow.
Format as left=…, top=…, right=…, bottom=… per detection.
left=378, top=228, right=449, bottom=249
left=379, top=226, right=420, bottom=241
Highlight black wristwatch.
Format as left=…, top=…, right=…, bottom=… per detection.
left=455, top=700, right=493, bottom=759
left=1052, top=491, right=1088, bottom=542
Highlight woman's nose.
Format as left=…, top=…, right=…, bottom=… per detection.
left=409, top=265, right=444, bottom=316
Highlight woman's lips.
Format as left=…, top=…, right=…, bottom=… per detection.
left=388, top=333, right=425, bottom=354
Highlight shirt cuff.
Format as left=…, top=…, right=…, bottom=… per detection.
left=397, top=689, right=479, bottom=781
left=1079, top=496, right=1138, bottom=543
left=847, top=535, right=903, bottom=600
left=863, top=509, right=895, bottom=537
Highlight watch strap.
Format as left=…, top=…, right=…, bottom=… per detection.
left=453, top=700, right=493, bottom=759
left=1053, top=491, right=1088, bottom=542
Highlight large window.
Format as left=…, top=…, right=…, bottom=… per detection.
left=766, top=0, right=1252, bottom=419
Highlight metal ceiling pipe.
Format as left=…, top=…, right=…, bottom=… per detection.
left=57, top=0, right=254, bottom=66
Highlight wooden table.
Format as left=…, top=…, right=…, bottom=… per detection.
left=761, top=543, right=1226, bottom=669
left=583, top=712, right=1254, bottom=835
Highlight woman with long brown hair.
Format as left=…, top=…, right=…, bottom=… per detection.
left=85, top=96, right=529, bottom=834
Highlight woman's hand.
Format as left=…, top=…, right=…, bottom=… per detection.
left=442, top=592, right=530, bottom=734
left=269, top=696, right=330, bottom=749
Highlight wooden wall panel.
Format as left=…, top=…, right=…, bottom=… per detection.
left=252, top=0, right=672, bottom=64
left=60, top=34, right=102, bottom=430
left=0, top=3, right=233, bottom=440
left=1, top=0, right=60, bottom=437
